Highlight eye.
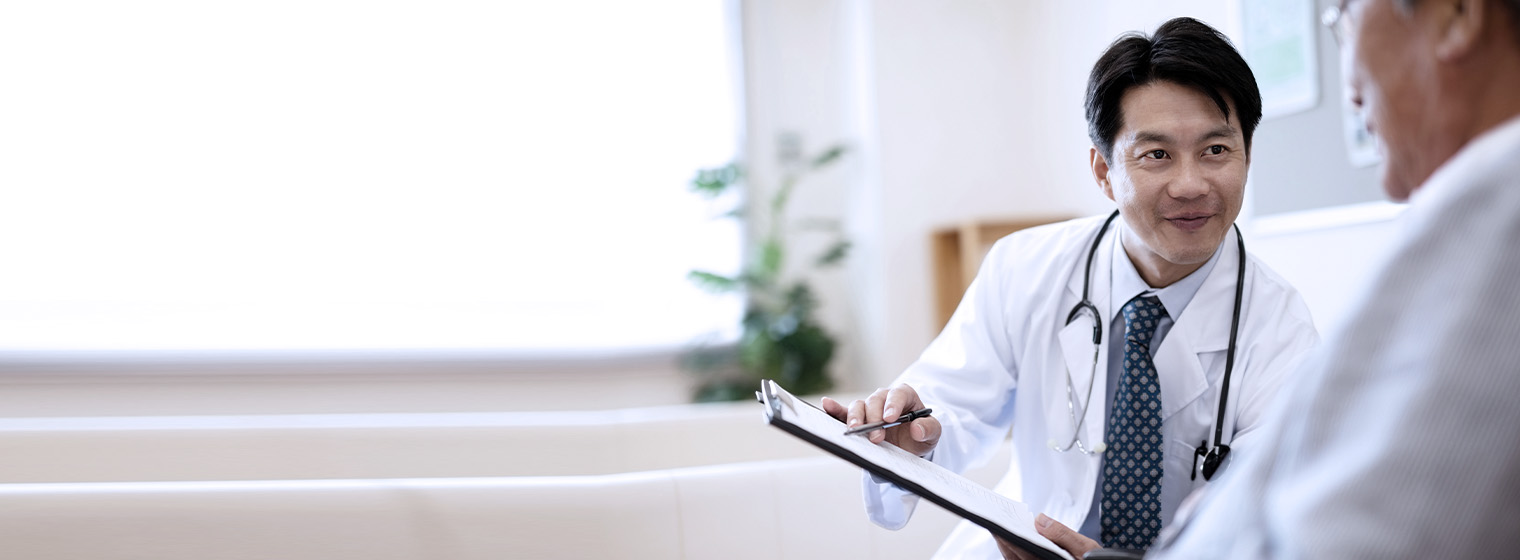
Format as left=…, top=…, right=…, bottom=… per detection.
left=1205, top=145, right=1227, bottom=156
left=1142, top=149, right=1168, bottom=160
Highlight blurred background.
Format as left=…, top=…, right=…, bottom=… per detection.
left=0, top=1, right=1409, bottom=557
left=0, top=0, right=1391, bottom=416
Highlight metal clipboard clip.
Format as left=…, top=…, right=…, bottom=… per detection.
left=756, top=379, right=790, bottom=420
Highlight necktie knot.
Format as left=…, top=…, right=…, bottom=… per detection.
left=1121, top=295, right=1166, bottom=345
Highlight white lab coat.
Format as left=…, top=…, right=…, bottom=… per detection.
left=865, top=215, right=1319, bottom=559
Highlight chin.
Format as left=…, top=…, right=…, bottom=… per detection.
left=1167, top=249, right=1217, bottom=267
left=1380, top=166, right=1417, bottom=202
left=1165, top=229, right=1229, bottom=263
left=1157, top=241, right=1218, bottom=267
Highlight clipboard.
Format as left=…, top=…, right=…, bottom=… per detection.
left=758, top=379, right=1073, bottom=560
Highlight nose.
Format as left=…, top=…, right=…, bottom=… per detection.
left=1337, top=31, right=1364, bottom=112
left=1167, top=160, right=1210, bottom=201
left=1341, top=45, right=1372, bottom=133
left=1344, top=59, right=1364, bottom=113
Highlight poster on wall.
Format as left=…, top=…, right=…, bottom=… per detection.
left=1240, top=0, right=1320, bottom=119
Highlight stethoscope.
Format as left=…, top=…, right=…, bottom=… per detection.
left=1049, top=210, right=1245, bottom=481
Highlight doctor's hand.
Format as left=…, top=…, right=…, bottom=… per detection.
left=994, top=514, right=1102, bottom=560
left=820, top=384, right=940, bottom=457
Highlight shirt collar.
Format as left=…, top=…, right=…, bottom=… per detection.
left=1409, top=113, right=1520, bottom=211
left=1108, top=222, right=1225, bottom=322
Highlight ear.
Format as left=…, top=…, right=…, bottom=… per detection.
left=1090, top=147, right=1116, bottom=202
left=1434, top=0, right=1484, bottom=61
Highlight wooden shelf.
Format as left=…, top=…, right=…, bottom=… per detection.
left=931, top=216, right=1072, bottom=331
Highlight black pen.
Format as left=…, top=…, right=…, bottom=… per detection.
left=843, top=407, right=933, bottom=436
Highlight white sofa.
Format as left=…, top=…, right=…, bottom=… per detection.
left=0, top=401, right=1017, bottom=559
left=0, top=452, right=1017, bottom=560
left=0, top=401, right=828, bottom=482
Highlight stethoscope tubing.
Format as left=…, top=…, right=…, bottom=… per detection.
left=1056, top=211, right=1244, bottom=479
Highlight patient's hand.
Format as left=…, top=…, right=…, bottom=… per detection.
left=819, top=384, right=940, bottom=457
left=994, top=514, right=1102, bottom=560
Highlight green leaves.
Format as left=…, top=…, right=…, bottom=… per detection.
left=782, top=283, right=818, bottom=317
left=756, top=239, right=783, bottom=284
left=687, top=270, right=739, bottom=294
left=815, top=239, right=851, bottom=267
left=775, top=322, right=835, bottom=395
left=689, top=163, right=742, bottom=198
left=726, top=294, right=835, bottom=397
left=683, top=139, right=851, bottom=402
left=810, top=145, right=846, bottom=170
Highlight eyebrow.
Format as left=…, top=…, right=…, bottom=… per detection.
left=1130, top=125, right=1240, bottom=147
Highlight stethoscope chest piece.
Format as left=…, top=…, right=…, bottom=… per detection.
left=1192, top=442, right=1231, bottom=480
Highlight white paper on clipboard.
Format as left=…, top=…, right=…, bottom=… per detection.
left=758, top=379, right=1074, bottom=560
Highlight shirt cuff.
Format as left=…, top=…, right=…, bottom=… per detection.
left=861, top=449, right=934, bottom=529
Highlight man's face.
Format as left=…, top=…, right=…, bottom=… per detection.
left=1091, top=80, right=1248, bottom=287
left=1338, top=0, right=1438, bottom=200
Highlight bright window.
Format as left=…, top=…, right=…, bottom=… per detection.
left=0, top=1, right=742, bottom=353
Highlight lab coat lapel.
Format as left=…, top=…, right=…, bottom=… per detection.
left=1151, top=228, right=1238, bottom=421
left=1056, top=227, right=1114, bottom=446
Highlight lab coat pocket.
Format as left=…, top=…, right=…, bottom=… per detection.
left=1168, top=438, right=1209, bottom=494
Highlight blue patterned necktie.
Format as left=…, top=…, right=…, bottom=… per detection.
left=1101, top=295, right=1167, bottom=549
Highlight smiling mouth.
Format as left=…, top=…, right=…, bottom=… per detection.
left=1166, top=214, right=1212, bottom=232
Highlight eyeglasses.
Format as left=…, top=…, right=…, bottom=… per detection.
left=1321, top=0, right=1352, bottom=45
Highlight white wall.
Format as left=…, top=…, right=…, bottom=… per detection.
left=1246, top=205, right=1405, bottom=338
left=851, top=0, right=1108, bottom=385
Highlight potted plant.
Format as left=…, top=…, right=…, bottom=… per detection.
left=683, top=142, right=849, bottom=402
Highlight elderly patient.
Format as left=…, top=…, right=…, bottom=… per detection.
left=1000, top=0, right=1520, bottom=558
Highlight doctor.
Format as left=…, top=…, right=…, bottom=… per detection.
left=821, top=17, right=1318, bottom=558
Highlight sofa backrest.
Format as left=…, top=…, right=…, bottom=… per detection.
left=0, top=450, right=1018, bottom=560
left=0, top=401, right=818, bottom=482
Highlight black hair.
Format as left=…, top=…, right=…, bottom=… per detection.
left=1084, top=17, right=1263, bottom=161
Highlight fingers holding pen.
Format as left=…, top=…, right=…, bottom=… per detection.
left=891, top=411, right=939, bottom=456
left=823, top=385, right=937, bottom=451
left=819, top=395, right=871, bottom=435
left=819, top=396, right=847, bottom=423
left=882, top=384, right=924, bottom=420
left=864, top=388, right=890, bottom=443
left=908, top=415, right=941, bottom=445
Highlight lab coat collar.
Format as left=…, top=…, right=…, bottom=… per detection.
left=1059, top=218, right=1241, bottom=423
left=1107, top=226, right=1221, bottom=328
left=1057, top=218, right=1235, bottom=351
left=1150, top=225, right=1241, bottom=420
left=1162, top=226, right=1239, bottom=355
